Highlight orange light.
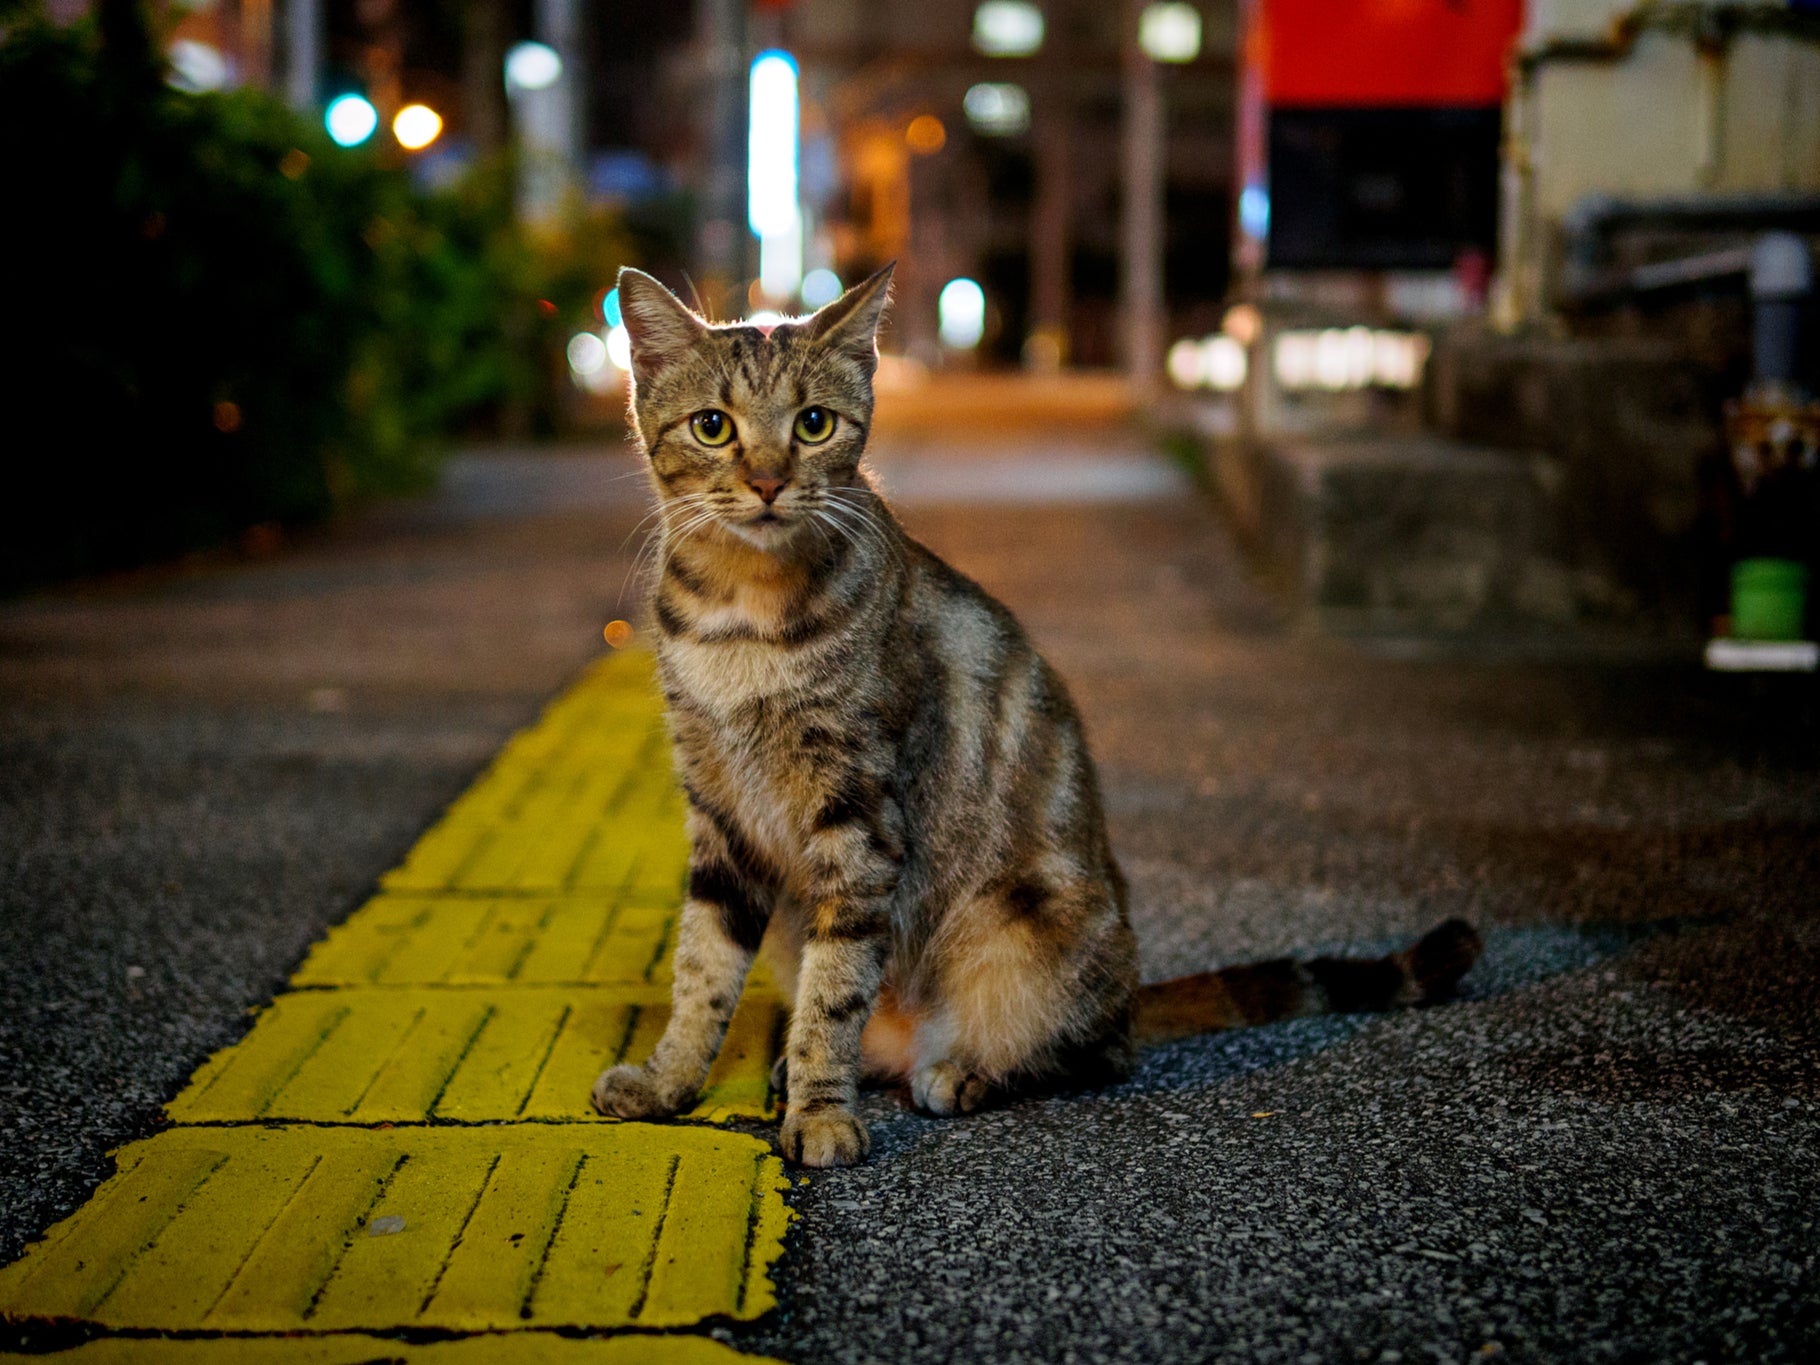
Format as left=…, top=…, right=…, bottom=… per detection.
left=603, top=620, right=635, bottom=649
left=392, top=104, right=443, bottom=151
left=905, top=114, right=946, bottom=155
left=212, top=401, right=242, bottom=433
left=279, top=149, right=311, bottom=180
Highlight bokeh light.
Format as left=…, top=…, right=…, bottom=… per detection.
left=167, top=40, right=228, bottom=93
left=325, top=94, right=378, bottom=148
left=801, top=269, right=843, bottom=309
left=605, top=324, right=632, bottom=372
left=964, top=83, right=1030, bottom=137
left=504, top=42, right=563, bottom=93
left=567, top=332, right=607, bottom=376
left=1139, top=3, right=1202, bottom=63
left=938, top=278, right=987, bottom=349
left=906, top=115, right=947, bottom=156
left=392, top=104, right=443, bottom=151
left=972, top=2, right=1045, bottom=57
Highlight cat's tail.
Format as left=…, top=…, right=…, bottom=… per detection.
left=1132, top=918, right=1482, bottom=1044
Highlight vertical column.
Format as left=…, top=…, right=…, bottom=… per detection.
left=283, top=0, right=319, bottom=112
left=1120, top=0, right=1165, bottom=391
left=697, top=0, right=752, bottom=311
left=462, top=0, right=510, bottom=160
left=1027, top=6, right=1073, bottom=371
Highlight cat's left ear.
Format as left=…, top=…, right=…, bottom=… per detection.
left=617, top=267, right=708, bottom=385
left=806, top=262, right=894, bottom=375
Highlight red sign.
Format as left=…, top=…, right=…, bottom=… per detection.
left=1261, top=0, right=1524, bottom=107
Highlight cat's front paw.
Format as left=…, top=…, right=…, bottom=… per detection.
left=779, top=1107, right=870, bottom=1167
left=591, top=1064, right=688, bottom=1119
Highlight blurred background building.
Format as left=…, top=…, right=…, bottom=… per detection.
left=13, top=0, right=1820, bottom=643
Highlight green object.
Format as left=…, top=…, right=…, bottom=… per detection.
left=1731, top=558, right=1810, bottom=641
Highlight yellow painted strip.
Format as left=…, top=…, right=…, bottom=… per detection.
left=0, top=1125, right=792, bottom=1335
left=166, top=987, right=782, bottom=1124
left=0, top=652, right=798, bottom=1359
left=0, top=1333, right=781, bottom=1364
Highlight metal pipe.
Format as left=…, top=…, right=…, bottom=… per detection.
left=1752, top=233, right=1814, bottom=391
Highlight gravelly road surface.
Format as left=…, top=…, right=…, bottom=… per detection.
left=5, top=433, right=1818, bottom=1364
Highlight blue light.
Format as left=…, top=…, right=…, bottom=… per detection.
left=1239, top=184, right=1270, bottom=240
left=603, top=287, right=622, bottom=328
left=325, top=94, right=378, bottom=148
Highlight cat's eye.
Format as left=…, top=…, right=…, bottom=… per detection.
left=690, top=410, right=735, bottom=447
left=793, top=407, right=836, bottom=444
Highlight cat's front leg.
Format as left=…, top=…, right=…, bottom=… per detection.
left=778, top=806, right=900, bottom=1167
left=592, top=810, right=771, bottom=1118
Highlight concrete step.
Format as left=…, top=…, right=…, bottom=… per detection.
left=1222, top=435, right=1579, bottom=632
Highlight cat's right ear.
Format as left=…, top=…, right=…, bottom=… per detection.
left=617, top=268, right=707, bottom=385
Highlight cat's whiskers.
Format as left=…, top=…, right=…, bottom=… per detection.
left=619, top=492, right=720, bottom=607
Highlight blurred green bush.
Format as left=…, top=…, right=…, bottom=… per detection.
left=0, top=4, right=635, bottom=590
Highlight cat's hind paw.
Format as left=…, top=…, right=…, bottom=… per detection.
left=910, top=1061, right=990, bottom=1116
left=591, top=1064, right=687, bottom=1119
left=779, top=1107, right=870, bottom=1167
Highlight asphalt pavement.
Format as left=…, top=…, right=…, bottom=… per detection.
left=3, top=416, right=1817, bottom=1364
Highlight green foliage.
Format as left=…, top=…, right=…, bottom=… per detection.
left=0, top=7, right=635, bottom=590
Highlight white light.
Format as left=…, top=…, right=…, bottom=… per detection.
left=759, top=212, right=804, bottom=301
left=1371, top=331, right=1430, bottom=389
left=325, top=94, right=378, bottom=148
left=168, top=39, right=228, bottom=93
left=567, top=332, right=608, bottom=376
left=939, top=278, right=987, bottom=349
left=392, top=103, right=443, bottom=151
left=801, top=268, right=843, bottom=309
left=1203, top=335, right=1248, bottom=391
left=1139, top=3, right=1202, bottom=63
left=973, top=2, right=1044, bottom=57
left=505, top=42, right=562, bottom=93
left=605, top=324, right=632, bottom=372
left=748, top=311, right=786, bottom=327
left=963, top=82, right=1031, bottom=137
left=1272, top=329, right=1431, bottom=391
left=748, top=52, right=800, bottom=237
left=1274, top=332, right=1317, bottom=389
left=1167, top=338, right=1205, bottom=390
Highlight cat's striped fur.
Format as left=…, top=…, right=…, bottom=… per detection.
left=589, top=265, right=1480, bottom=1167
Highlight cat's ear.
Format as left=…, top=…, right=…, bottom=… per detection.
left=617, top=267, right=707, bottom=383
left=806, top=262, right=894, bottom=374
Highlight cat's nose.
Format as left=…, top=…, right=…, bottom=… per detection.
left=747, top=475, right=788, bottom=504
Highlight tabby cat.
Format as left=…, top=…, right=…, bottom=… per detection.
left=589, top=265, right=1480, bottom=1167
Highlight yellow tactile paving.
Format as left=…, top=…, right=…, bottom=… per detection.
left=0, top=1336, right=779, bottom=1365
left=0, top=651, right=794, bottom=1360
left=294, top=894, right=681, bottom=988
left=0, top=1124, right=789, bottom=1333
left=169, top=985, right=781, bottom=1123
